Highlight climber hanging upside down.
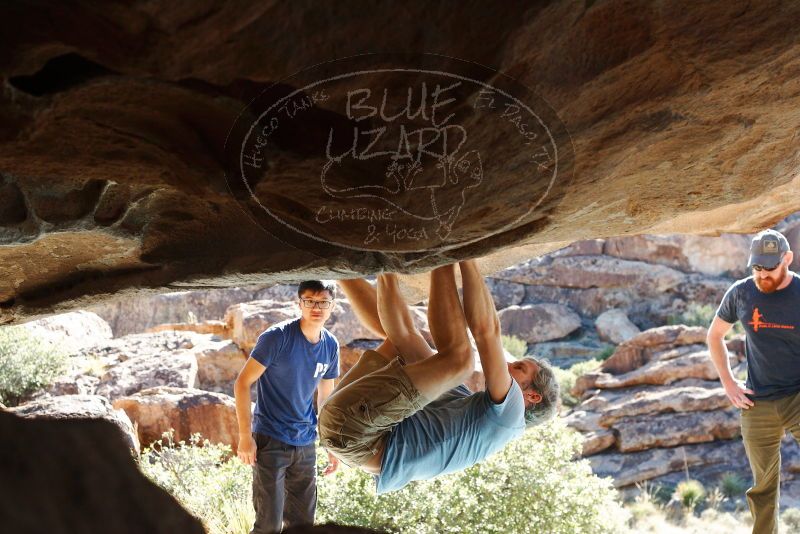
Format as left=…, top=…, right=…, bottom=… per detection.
left=318, top=259, right=560, bottom=493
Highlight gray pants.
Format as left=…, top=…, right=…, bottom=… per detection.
left=251, top=433, right=317, bottom=534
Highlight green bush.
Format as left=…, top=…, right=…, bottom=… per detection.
left=317, top=419, right=629, bottom=533
left=718, top=472, right=748, bottom=499
left=138, top=432, right=253, bottom=533
left=140, top=423, right=629, bottom=534
left=0, top=325, right=69, bottom=406
left=597, top=346, right=615, bottom=360
left=667, top=303, right=716, bottom=327
left=501, top=335, right=528, bottom=359
left=667, top=302, right=744, bottom=338
left=673, top=479, right=706, bottom=511
left=552, top=359, right=602, bottom=407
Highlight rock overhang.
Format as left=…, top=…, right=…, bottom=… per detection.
left=0, top=0, right=799, bottom=324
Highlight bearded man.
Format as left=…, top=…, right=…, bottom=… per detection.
left=707, top=229, right=799, bottom=534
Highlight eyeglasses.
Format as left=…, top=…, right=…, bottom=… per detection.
left=300, top=298, right=333, bottom=309
left=752, top=263, right=780, bottom=272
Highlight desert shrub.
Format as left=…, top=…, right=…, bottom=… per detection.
left=140, top=424, right=628, bottom=534
left=667, top=302, right=744, bottom=338
left=667, top=303, right=716, bottom=327
left=316, top=419, right=629, bottom=533
left=674, top=479, right=706, bottom=511
left=501, top=335, right=528, bottom=359
left=597, top=346, right=616, bottom=360
left=719, top=472, right=748, bottom=499
left=0, top=325, right=69, bottom=406
left=552, top=359, right=602, bottom=407
left=138, top=432, right=252, bottom=534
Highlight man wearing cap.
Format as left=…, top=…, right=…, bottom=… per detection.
left=707, top=229, right=799, bottom=533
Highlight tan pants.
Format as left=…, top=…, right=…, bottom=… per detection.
left=741, top=390, right=800, bottom=534
left=318, top=350, right=429, bottom=467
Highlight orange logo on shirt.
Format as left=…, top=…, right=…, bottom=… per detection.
left=748, top=307, right=795, bottom=332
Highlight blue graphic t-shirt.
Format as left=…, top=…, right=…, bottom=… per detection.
left=250, top=317, right=339, bottom=446
left=716, top=273, right=800, bottom=400
left=376, top=380, right=526, bottom=494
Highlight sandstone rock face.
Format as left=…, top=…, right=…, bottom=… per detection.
left=603, top=234, right=750, bottom=277
left=194, top=338, right=248, bottom=394
left=0, top=410, right=204, bottom=533
left=90, top=285, right=297, bottom=336
left=21, top=311, right=112, bottom=353
left=9, top=394, right=139, bottom=453
left=2, top=1, right=800, bottom=324
left=596, top=385, right=730, bottom=426
left=498, top=256, right=687, bottom=293
left=589, top=440, right=745, bottom=488
left=563, top=322, right=760, bottom=491
left=484, top=278, right=526, bottom=310
left=614, top=409, right=740, bottom=452
left=498, top=303, right=581, bottom=343
left=113, top=386, right=238, bottom=451
left=80, top=330, right=208, bottom=364
left=147, top=319, right=229, bottom=338
left=327, top=299, right=384, bottom=346
left=224, top=300, right=298, bottom=354
left=39, top=374, right=101, bottom=398
left=595, top=309, right=640, bottom=344
left=96, top=350, right=198, bottom=400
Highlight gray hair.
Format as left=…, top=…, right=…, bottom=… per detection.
left=522, top=357, right=560, bottom=427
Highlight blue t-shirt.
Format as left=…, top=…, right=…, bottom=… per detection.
left=716, top=273, right=800, bottom=400
left=376, top=380, right=526, bottom=494
left=250, top=317, right=339, bottom=446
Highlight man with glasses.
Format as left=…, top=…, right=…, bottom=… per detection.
left=318, top=260, right=559, bottom=493
left=707, top=229, right=799, bottom=533
left=234, top=281, right=340, bottom=534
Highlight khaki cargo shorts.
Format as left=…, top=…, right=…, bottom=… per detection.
left=318, top=349, right=428, bottom=467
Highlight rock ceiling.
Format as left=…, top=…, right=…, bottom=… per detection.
left=1, top=0, right=799, bottom=323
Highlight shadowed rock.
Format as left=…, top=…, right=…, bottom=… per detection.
left=114, top=386, right=238, bottom=452
left=0, top=410, right=203, bottom=533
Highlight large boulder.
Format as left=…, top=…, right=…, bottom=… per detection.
left=327, top=299, right=383, bottom=345
left=224, top=299, right=298, bottom=354
left=80, top=330, right=208, bottom=364
left=0, top=410, right=204, bottom=533
left=95, top=350, right=198, bottom=400
left=603, top=234, right=750, bottom=277
left=574, top=350, right=735, bottom=396
left=595, top=309, right=640, bottom=344
left=484, top=278, right=526, bottom=309
left=89, top=284, right=297, bottom=337
left=21, top=311, right=113, bottom=353
left=614, top=408, right=740, bottom=452
left=497, top=256, right=687, bottom=294
left=597, top=325, right=709, bottom=376
left=146, top=319, right=229, bottom=338
left=596, top=384, right=730, bottom=425
left=113, top=386, right=238, bottom=451
left=193, top=338, right=248, bottom=394
left=498, top=303, right=581, bottom=343
left=9, top=394, right=139, bottom=453
left=589, top=440, right=744, bottom=488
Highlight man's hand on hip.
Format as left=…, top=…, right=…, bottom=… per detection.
left=237, top=434, right=257, bottom=465
left=723, top=379, right=755, bottom=410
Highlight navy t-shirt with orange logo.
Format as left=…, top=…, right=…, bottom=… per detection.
left=716, top=273, right=800, bottom=400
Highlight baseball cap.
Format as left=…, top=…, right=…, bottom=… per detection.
left=747, top=229, right=790, bottom=269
